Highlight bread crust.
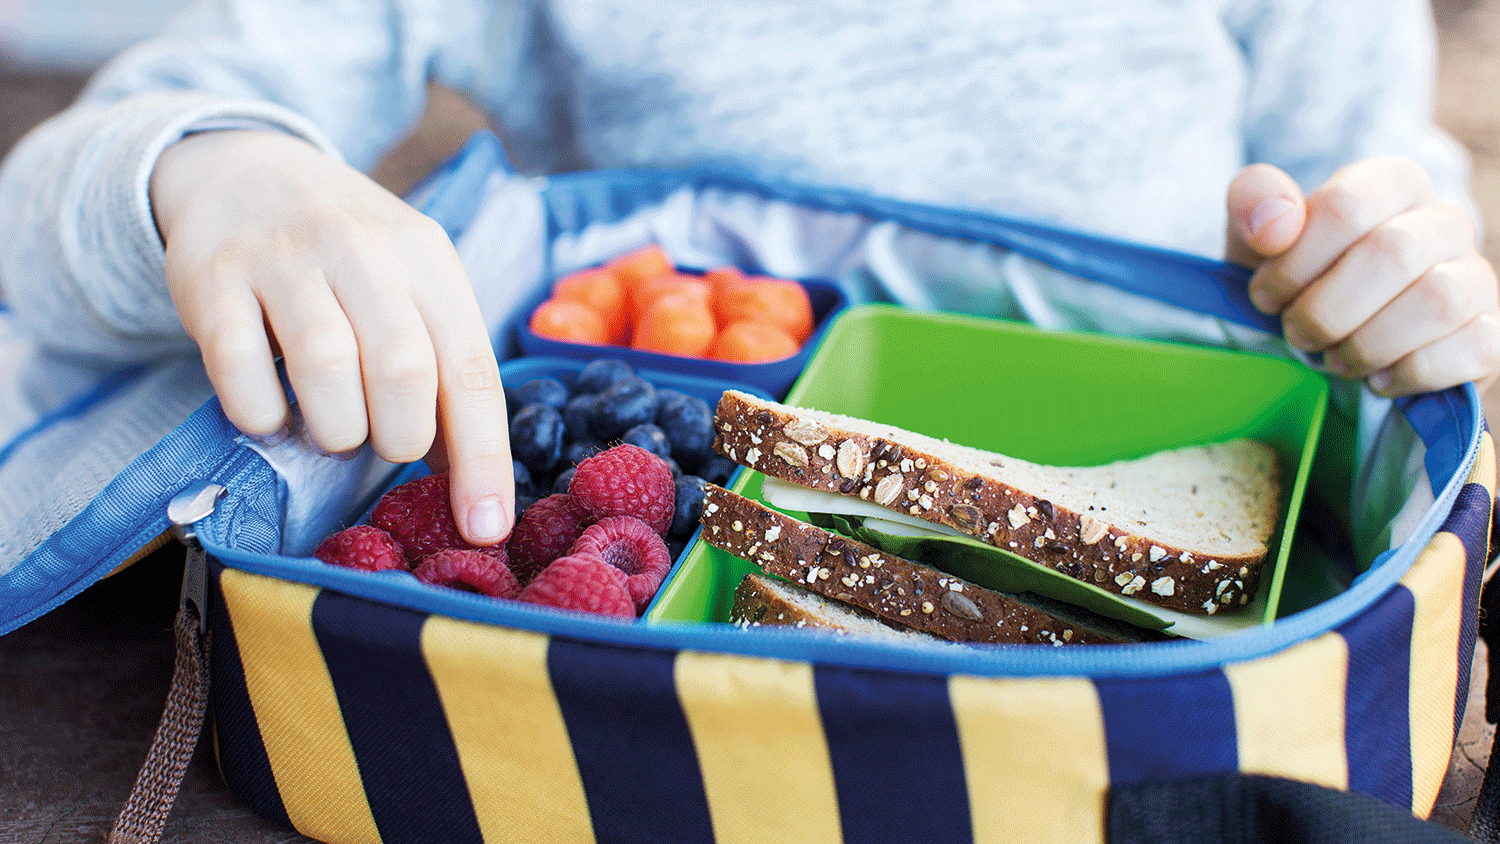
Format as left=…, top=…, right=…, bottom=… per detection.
left=711, top=390, right=1272, bottom=615
left=730, top=571, right=938, bottom=641
left=702, top=484, right=1120, bottom=645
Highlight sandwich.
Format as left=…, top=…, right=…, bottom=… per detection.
left=699, top=390, right=1283, bottom=644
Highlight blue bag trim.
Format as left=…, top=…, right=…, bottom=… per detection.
left=0, top=396, right=262, bottom=637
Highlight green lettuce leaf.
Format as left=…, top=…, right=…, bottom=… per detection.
left=811, top=512, right=1172, bottom=632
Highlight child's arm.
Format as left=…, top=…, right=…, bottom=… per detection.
left=1225, top=158, right=1500, bottom=395
left=0, top=0, right=515, bottom=543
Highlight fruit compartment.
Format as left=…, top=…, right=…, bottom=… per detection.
left=647, top=305, right=1331, bottom=637
left=507, top=264, right=849, bottom=400
left=315, top=355, right=772, bottom=621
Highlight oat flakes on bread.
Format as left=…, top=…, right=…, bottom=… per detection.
left=702, top=484, right=1158, bottom=645
left=710, top=390, right=1280, bottom=615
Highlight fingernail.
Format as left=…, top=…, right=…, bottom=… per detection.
left=316, top=445, right=363, bottom=461
left=468, top=498, right=506, bottom=542
left=1368, top=369, right=1393, bottom=394
left=1249, top=197, right=1295, bottom=237
left=248, top=424, right=291, bottom=447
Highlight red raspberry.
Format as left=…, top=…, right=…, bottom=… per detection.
left=413, top=548, right=521, bottom=599
left=568, top=516, right=672, bottom=612
left=518, top=553, right=636, bottom=618
left=371, top=472, right=500, bottom=564
left=314, top=525, right=408, bottom=572
left=507, top=494, right=593, bottom=584
left=567, top=444, right=675, bottom=536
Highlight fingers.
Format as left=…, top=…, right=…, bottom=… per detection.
left=1249, top=157, right=1436, bottom=315
left=1279, top=201, right=1476, bottom=353
left=406, top=223, right=515, bottom=545
left=1365, top=313, right=1500, bottom=397
left=1224, top=163, right=1307, bottom=268
left=173, top=264, right=290, bottom=440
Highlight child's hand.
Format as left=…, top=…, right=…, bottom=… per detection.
left=150, top=130, right=514, bottom=544
left=1225, top=158, right=1500, bottom=396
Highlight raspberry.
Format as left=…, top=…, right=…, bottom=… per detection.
left=507, top=493, right=592, bottom=583
left=569, top=516, right=672, bottom=612
left=519, top=553, right=636, bottom=618
left=413, top=548, right=521, bottom=599
left=567, top=444, right=675, bottom=536
left=314, top=525, right=408, bottom=572
left=370, top=472, right=496, bottom=564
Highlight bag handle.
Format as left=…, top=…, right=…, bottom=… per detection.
left=107, top=483, right=224, bottom=844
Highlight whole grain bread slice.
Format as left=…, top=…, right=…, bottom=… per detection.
left=702, top=484, right=1158, bottom=645
left=711, top=390, right=1280, bottom=615
left=731, top=571, right=941, bottom=642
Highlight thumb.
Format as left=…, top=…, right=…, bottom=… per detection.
left=1225, top=163, right=1307, bottom=268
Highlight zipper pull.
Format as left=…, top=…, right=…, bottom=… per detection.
left=168, top=481, right=226, bottom=634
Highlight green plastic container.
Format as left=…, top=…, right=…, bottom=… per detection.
left=648, top=305, right=1329, bottom=634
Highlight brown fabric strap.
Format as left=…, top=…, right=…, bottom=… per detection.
left=107, top=600, right=211, bottom=844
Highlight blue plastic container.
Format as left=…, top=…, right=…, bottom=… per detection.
left=509, top=276, right=848, bottom=399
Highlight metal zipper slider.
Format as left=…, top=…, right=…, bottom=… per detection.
left=168, top=481, right=226, bottom=634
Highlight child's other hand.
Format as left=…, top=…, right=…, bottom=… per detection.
left=1225, top=158, right=1500, bottom=396
left=150, top=130, right=514, bottom=545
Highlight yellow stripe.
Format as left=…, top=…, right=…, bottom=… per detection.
left=1404, top=531, right=1469, bottom=816
left=1474, top=431, right=1496, bottom=499
left=949, top=675, right=1108, bottom=844
left=218, top=568, right=380, bottom=843
left=420, top=616, right=594, bottom=844
left=674, top=650, right=842, bottom=844
left=1224, top=631, right=1348, bottom=789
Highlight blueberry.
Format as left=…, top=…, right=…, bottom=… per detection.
left=552, top=466, right=577, bottom=495
left=698, top=454, right=739, bottom=486
left=656, top=392, right=714, bottom=468
left=564, top=438, right=606, bottom=466
left=669, top=475, right=707, bottom=537
left=512, top=459, right=535, bottom=495
left=563, top=394, right=599, bottom=441
left=622, top=423, right=672, bottom=460
left=653, top=387, right=691, bottom=410
left=661, top=455, right=683, bottom=479
left=509, top=403, right=565, bottom=475
left=514, top=377, right=569, bottom=410
left=591, top=375, right=658, bottom=439
left=574, top=358, right=635, bottom=395
left=514, top=492, right=540, bottom=521
left=504, top=385, right=522, bottom=418
left=666, top=537, right=687, bottom=562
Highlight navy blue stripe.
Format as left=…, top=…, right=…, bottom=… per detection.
left=205, top=558, right=293, bottom=829
left=1094, top=670, right=1238, bottom=786
left=813, top=664, right=972, bottom=844
left=1449, top=482, right=1492, bottom=738
left=547, top=636, right=715, bottom=844
left=1340, top=583, right=1415, bottom=808
left=311, top=590, right=484, bottom=844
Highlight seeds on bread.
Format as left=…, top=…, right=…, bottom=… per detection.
left=710, top=390, right=1280, bottom=615
left=702, top=484, right=1130, bottom=645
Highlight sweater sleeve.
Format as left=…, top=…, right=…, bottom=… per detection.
left=1224, top=0, right=1477, bottom=224
left=0, top=0, right=490, bottom=363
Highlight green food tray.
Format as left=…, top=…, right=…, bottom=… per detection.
left=647, top=304, right=1329, bottom=634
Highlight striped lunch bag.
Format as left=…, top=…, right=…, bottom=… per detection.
left=0, top=131, right=1490, bottom=843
